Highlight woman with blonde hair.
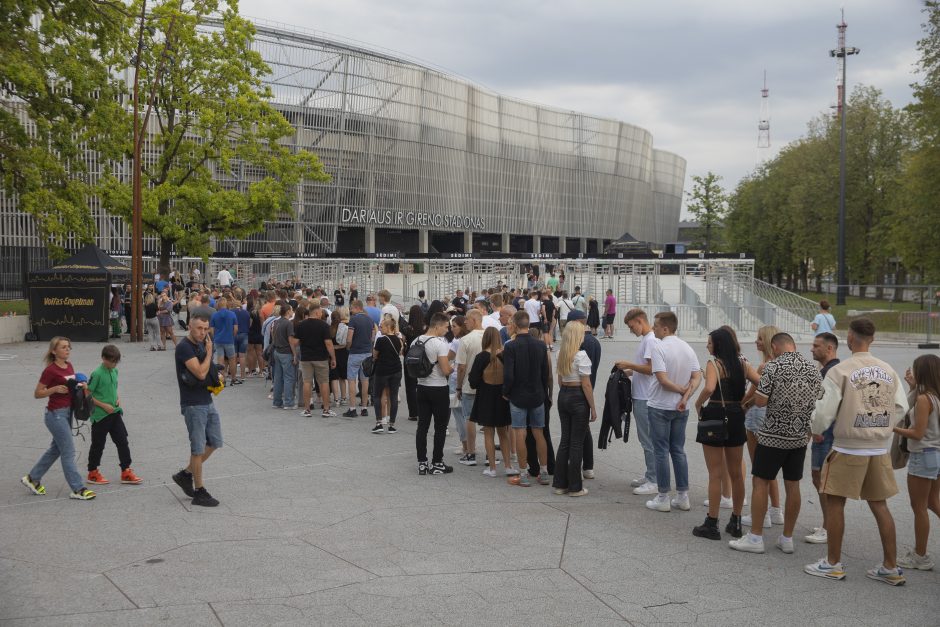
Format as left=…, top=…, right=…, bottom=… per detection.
left=552, top=320, right=597, bottom=497
left=21, top=337, right=96, bottom=500
left=156, top=293, right=178, bottom=350
left=468, top=326, right=517, bottom=477
left=144, top=292, right=161, bottom=351
left=742, top=324, right=783, bottom=529
left=330, top=307, right=350, bottom=406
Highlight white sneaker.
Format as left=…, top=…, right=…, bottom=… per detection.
left=632, top=481, right=658, bottom=495
left=630, top=476, right=648, bottom=488
left=897, top=549, right=934, bottom=571
left=482, top=468, right=498, bottom=478
left=646, top=494, right=671, bottom=512
left=671, top=493, right=691, bottom=511
left=703, top=496, right=734, bottom=509
left=804, top=527, right=828, bottom=544
left=582, top=469, right=595, bottom=479
left=742, top=512, right=772, bottom=529
left=729, top=533, right=765, bottom=554
left=775, top=535, right=795, bottom=554
left=769, top=506, right=785, bottom=525
left=504, top=466, right=520, bottom=476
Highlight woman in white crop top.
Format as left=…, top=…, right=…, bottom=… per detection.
left=893, top=354, right=940, bottom=570
left=552, top=321, right=597, bottom=497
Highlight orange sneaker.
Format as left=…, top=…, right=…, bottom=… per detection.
left=87, top=469, right=109, bottom=484
left=120, top=468, right=143, bottom=484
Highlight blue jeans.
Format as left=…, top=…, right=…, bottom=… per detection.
left=182, top=403, right=223, bottom=455
left=30, top=407, right=84, bottom=492
left=633, top=399, right=656, bottom=483
left=449, top=380, right=466, bottom=442
left=271, top=351, right=296, bottom=407
left=461, top=393, right=476, bottom=426
left=648, top=406, right=689, bottom=494
left=510, top=402, right=545, bottom=429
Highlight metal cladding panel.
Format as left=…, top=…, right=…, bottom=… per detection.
left=0, top=19, right=687, bottom=253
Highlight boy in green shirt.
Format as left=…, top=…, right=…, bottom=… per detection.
left=86, top=345, right=142, bottom=485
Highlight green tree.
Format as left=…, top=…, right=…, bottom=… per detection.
left=891, top=1, right=940, bottom=282
left=100, top=0, right=329, bottom=277
left=0, top=0, right=131, bottom=258
left=685, top=171, right=727, bottom=253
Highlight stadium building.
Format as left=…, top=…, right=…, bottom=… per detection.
left=0, top=19, right=686, bottom=259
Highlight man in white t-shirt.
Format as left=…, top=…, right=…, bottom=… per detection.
left=456, top=311, right=485, bottom=466
left=571, top=286, right=588, bottom=315
left=484, top=293, right=504, bottom=330
left=217, top=266, right=233, bottom=288
left=413, top=313, right=453, bottom=475
left=645, top=311, right=701, bottom=513
left=615, top=308, right=658, bottom=495
left=378, top=289, right=399, bottom=323
left=524, top=291, right=542, bottom=328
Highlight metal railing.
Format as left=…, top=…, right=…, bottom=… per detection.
left=750, top=278, right=818, bottom=322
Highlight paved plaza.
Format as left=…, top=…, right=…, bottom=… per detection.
left=1, top=332, right=937, bottom=625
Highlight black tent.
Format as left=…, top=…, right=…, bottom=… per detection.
left=28, top=245, right=131, bottom=342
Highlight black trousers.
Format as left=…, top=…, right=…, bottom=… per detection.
left=373, top=372, right=402, bottom=423
left=582, top=427, right=594, bottom=471
left=404, top=371, right=419, bottom=418
left=526, top=400, right=556, bottom=477
left=552, top=388, right=590, bottom=492
left=88, top=412, right=132, bottom=471
left=416, top=384, right=450, bottom=464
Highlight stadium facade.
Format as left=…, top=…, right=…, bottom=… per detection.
left=0, top=19, right=686, bottom=258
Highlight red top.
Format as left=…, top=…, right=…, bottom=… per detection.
left=39, top=362, right=75, bottom=410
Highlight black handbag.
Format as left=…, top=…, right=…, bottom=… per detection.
left=697, top=360, right=729, bottom=445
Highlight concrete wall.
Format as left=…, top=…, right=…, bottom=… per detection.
left=0, top=316, right=30, bottom=344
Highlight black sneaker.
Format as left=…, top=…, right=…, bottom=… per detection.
left=692, top=516, right=721, bottom=540
left=458, top=453, right=477, bottom=466
left=371, top=423, right=384, bottom=434
left=172, top=469, right=195, bottom=497
left=408, top=416, right=418, bottom=421
left=418, top=461, right=429, bottom=476
left=386, top=424, right=398, bottom=434
left=430, top=462, right=454, bottom=475
left=725, top=513, right=743, bottom=538
left=342, top=408, right=358, bottom=418
left=191, top=487, right=219, bottom=507
left=360, top=408, right=368, bottom=417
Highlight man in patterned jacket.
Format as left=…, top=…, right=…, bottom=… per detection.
left=730, top=332, right=822, bottom=555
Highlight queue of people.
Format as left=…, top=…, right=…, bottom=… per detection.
left=19, top=278, right=937, bottom=588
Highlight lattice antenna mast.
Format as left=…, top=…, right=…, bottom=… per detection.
left=758, top=70, right=770, bottom=154
left=833, top=10, right=847, bottom=117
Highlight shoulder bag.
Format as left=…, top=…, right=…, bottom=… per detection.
left=697, top=360, right=729, bottom=445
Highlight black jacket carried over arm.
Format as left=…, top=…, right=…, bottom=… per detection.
left=598, top=366, right=633, bottom=449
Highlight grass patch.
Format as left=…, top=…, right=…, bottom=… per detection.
left=0, top=300, right=28, bottom=315
left=797, top=291, right=933, bottom=334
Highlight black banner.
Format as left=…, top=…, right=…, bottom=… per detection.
left=29, top=284, right=110, bottom=342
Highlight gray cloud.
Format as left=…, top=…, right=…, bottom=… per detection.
left=240, top=0, right=926, bottom=211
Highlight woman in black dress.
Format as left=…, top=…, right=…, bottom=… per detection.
left=371, top=316, right=404, bottom=434
left=402, top=304, right=426, bottom=421
left=468, top=327, right=517, bottom=478
left=586, top=296, right=600, bottom=336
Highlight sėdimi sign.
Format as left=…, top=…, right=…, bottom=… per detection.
left=341, top=208, right=486, bottom=231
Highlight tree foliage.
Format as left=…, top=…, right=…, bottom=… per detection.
left=0, top=0, right=130, bottom=258
left=685, top=171, right=727, bottom=253
left=100, top=0, right=329, bottom=276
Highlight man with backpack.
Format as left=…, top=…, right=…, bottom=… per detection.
left=407, top=312, right=453, bottom=475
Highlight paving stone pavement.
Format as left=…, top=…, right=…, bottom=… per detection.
left=0, top=333, right=937, bottom=625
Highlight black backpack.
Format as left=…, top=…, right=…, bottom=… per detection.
left=405, top=336, right=436, bottom=378
left=69, top=380, right=95, bottom=422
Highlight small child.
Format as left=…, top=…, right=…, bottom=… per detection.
left=85, top=345, right=143, bottom=485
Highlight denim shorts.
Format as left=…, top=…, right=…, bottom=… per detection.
left=347, top=352, right=370, bottom=381
left=744, top=405, right=766, bottom=433
left=811, top=426, right=835, bottom=470
left=214, top=343, right=235, bottom=359
left=235, top=335, right=248, bottom=354
left=182, top=403, right=223, bottom=455
left=509, top=402, right=545, bottom=429
left=908, top=448, right=940, bottom=480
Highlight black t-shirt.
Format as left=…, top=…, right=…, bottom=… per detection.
left=295, top=318, right=332, bottom=361
left=373, top=334, right=403, bottom=376
left=452, top=296, right=468, bottom=314
left=144, top=302, right=158, bottom=319
left=542, top=299, right=555, bottom=323
left=334, top=289, right=345, bottom=307
left=175, top=337, right=212, bottom=406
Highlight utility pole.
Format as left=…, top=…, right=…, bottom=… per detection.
left=829, top=10, right=859, bottom=306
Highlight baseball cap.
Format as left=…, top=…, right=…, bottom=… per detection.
left=567, top=310, right=587, bottom=322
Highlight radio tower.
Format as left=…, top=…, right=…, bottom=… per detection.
left=758, top=70, right=770, bottom=160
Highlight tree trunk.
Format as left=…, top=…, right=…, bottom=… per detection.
left=892, top=266, right=907, bottom=303
left=159, top=239, right=173, bottom=281
left=814, top=272, right=823, bottom=293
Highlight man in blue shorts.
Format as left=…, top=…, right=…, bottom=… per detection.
left=343, top=299, right=376, bottom=418
left=173, top=313, right=222, bottom=507
left=209, top=296, right=238, bottom=386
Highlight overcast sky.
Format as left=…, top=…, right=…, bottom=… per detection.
left=240, top=0, right=927, bottom=214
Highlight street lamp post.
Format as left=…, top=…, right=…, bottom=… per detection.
left=830, top=38, right=859, bottom=307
